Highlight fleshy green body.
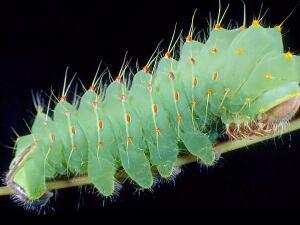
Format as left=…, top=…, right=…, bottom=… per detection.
left=10, top=23, right=300, bottom=200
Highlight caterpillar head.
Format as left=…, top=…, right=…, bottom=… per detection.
left=226, top=94, right=300, bottom=140
left=216, top=24, right=300, bottom=139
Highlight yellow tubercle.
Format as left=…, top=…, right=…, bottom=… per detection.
left=192, top=99, right=197, bottom=106
left=275, top=25, right=282, bottom=32
left=245, top=98, right=251, bottom=104
left=284, top=51, right=293, bottom=60
left=290, top=92, right=300, bottom=97
left=224, top=87, right=230, bottom=93
left=211, top=47, right=218, bottom=54
left=237, top=48, right=244, bottom=56
left=207, top=88, right=212, bottom=96
left=252, top=20, right=260, bottom=28
left=265, top=72, right=272, bottom=80
left=215, top=23, right=222, bottom=30
left=259, top=107, right=266, bottom=113
left=212, top=72, right=218, bottom=81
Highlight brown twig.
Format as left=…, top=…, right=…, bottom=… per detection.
left=0, top=117, right=300, bottom=197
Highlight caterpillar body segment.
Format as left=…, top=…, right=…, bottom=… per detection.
left=9, top=135, right=47, bottom=200
left=77, top=90, right=118, bottom=196
left=54, top=101, right=89, bottom=174
left=128, top=70, right=179, bottom=178
left=31, top=113, right=66, bottom=177
left=6, top=12, right=300, bottom=204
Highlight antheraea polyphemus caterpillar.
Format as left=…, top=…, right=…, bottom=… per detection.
left=2, top=1, right=300, bottom=210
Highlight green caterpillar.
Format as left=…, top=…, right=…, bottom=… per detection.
left=5, top=3, right=300, bottom=208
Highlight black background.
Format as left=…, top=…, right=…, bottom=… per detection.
left=0, top=0, right=299, bottom=221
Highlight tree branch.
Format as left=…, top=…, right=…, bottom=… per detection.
left=1, top=117, right=300, bottom=197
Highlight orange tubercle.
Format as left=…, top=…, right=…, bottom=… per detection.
left=189, top=57, right=195, bottom=64
left=193, top=78, right=198, bottom=88
left=153, top=104, right=158, bottom=113
left=92, top=101, right=98, bottom=108
left=89, top=86, right=95, bottom=91
left=98, top=120, right=103, bottom=129
left=165, top=51, right=172, bottom=58
left=177, top=114, right=183, bottom=121
left=43, top=119, right=48, bottom=126
left=147, top=83, right=153, bottom=92
left=126, top=113, right=131, bottom=123
left=186, top=35, right=192, bottom=42
left=143, top=65, right=150, bottom=73
left=120, top=94, right=126, bottom=102
left=212, top=72, right=218, bottom=81
left=127, top=136, right=133, bottom=142
left=115, top=75, right=121, bottom=83
left=51, top=133, right=56, bottom=142
left=71, top=126, right=76, bottom=135
left=175, top=91, right=180, bottom=101
left=214, top=23, right=222, bottom=30
left=60, top=95, right=67, bottom=101
left=168, top=71, right=175, bottom=80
